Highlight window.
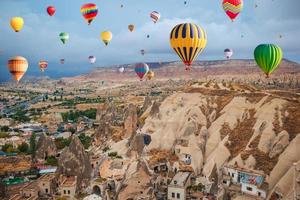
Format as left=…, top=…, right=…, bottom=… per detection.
left=177, top=193, right=180, bottom=198
left=68, top=190, right=70, bottom=194
left=64, top=190, right=66, bottom=194
left=45, top=188, right=48, bottom=193
left=223, top=180, right=227, bottom=184
left=231, top=173, right=234, bottom=177
left=172, top=192, right=175, bottom=198
left=228, top=172, right=230, bottom=176
left=258, top=192, right=261, bottom=196
left=246, top=187, right=253, bottom=191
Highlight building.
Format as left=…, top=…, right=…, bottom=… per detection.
left=58, top=175, right=77, bottom=199
left=168, top=171, right=192, bottom=200
left=222, top=165, right=268, bottom=199
left=20, top=181, right=38, bottom=199
left=38, top=173, right=57, bottom=197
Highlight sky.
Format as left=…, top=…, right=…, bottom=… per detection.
left=0, top=0, right=299, bottom=82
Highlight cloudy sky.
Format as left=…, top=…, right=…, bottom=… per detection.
left=0, top=0, right=299, bottom=82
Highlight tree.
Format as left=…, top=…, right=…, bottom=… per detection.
left=18, top=142, right=29, bottom=153
left=1, top=143, right=14, bottom=153
left=29, top=133, right=37, bottom=159
left=78, top=133, right=92, bottom=149
left=46, top=156, right=58, bottom=166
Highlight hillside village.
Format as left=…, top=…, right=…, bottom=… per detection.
left=0, top=60, right=299, bottom=200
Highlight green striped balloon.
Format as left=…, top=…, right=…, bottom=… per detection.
left=254, top=44, right=283, bottom=77
left=59, top=32, right=69, bottom=44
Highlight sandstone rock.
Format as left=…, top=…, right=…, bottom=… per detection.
left=149, top=101, right=160, bottom=117
left=142, top=96, right=152, bottom=111
left=36, top=133, right=57, bottom=161
left=123, top=104, right=138, bottom=138
left=57, top=135, right=92, bottom=192
left=269, top=130, right=290, bottom=158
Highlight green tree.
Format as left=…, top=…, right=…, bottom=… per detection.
left=55, top=137, right=71, bottom=150
left=46, top=156, right=58, bottom=166
left=0, top=132, right=9, bottom=138
left=29, top=133, right=37, bottom=159
left=78, top=133, right=92, bottom=149
left=18, top=142, right=29, bottom=153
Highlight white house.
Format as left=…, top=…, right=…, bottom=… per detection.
left=168, top=171, right=192, bottom=200
left=223, top=165, right=268, bottom=199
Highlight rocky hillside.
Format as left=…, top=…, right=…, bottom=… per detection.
left=106, top=81, right=300, bottom=199
left=63, top=59, right=300, bottom=83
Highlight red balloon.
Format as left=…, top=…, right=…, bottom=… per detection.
left=47, top=6, right=56, bottom=16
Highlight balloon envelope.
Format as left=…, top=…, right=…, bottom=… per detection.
left=224, top=49, right=233, bottom=59
left=59, top=32, right=69, bottom=44
left=101, top=31, right=112, bottom=45
left=60, top=59, right=65, bottom=64
left=222, top=0, right=243, bottom=21
left=10, top=17, right=24, bottom=32
left=39, top=60, right=48, bottom=72
left=150, top=11, right=160, bottom=23
left=81, top=3, right=98, bottom=25
left=7, top=56, right=28, bottom=82
left=88, top=56, right=96, bottom=64
left=135, top=63, right=149, bottom=81
left=47, top=6, right=56, bottom=16
left=254, top=44, right=283, bottom=77
left=146, top=70, right=155, bottom=80
left=170, top=23, right=207, bottom=69
left=128, top=24, right=135, bottom=32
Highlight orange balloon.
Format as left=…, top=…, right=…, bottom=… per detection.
left=7, top=56, right=28, bottom=82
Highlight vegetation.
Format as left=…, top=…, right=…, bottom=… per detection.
left=11, top=109, right=30, bottom=122
left=187, top=183, right=205, bottom=192
left=1, top=143, right=17, bottom=153
left=0, top=126, right=9, bottom=132
left=0, top=132, right=9, bottom=138
left=55, top=137, right=71, bottom=150
left=78, top=133, right=92, bottom=149
left=61, top=108, right=97, bottom=122
left=46, top=156, right=58, bottom=166
left=108, top=151, right=122, bottom=159
left=29, top=133, right=37, bottom=159
left=18, top=142, right=29, bottom=153
left=61, top=97, right=105, bottom=107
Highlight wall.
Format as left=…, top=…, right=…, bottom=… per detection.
left=241, top=183, right=267, bottom=199
left=168, top=186, right=185, bottom=200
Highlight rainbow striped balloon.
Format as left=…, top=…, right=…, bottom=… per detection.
left=81, top=3, right=98, bottom=25
left=222, top=0, right=243, bottom=21
left=135, top=63, right=149, bottom=81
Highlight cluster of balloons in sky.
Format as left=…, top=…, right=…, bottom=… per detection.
left=7, top=0, right=283, bottom=82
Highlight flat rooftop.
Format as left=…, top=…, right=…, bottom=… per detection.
left=170, top=171, right=191, bottom=187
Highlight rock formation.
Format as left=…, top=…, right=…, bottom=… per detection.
left=57, top=135, right=92, bottom=191
left=123, top=104, right=138, bottom=138
left=36, top=133, right=57, bottom=161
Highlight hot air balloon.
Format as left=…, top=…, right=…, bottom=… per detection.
left=47, top=6, right=56, bottom=16
left=7, top=56, right=28, bottom=82
left=224, top=49, right=233, bottom=59
left=254, top=44, right=283, bottom=78
left=60, top=59, right=65, bottom=64
left=135, top=63, right=149, bottom=81
left=89, top=56, right=96, bottom=64
left=147, top=35, right=150, bottom=38
left=101, top=31, right=112, bottom=46
left=39, top=60, right=48, bottom=72
left=59, top=32, right=69, bottom=44
left=222, top=0, right=243, bottom=21
left=150, top=11, right=160, bottom=23
left=140, top=49, right=145, bottom=56
left=80, top=3, right=98, bottom=25
left=170, top=23, right=207, bottom=70
left=118, top=66, right=125, bottom=73
left=146, top=70, right=154, bottom=80
left=10, top=17, right=24, bottom=32
left=128, top=24, right=135, bottom=32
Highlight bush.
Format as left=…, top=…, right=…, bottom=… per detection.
left=2, top=143, right=17, bottom=153
left=55, top=137, right=71, bottom=150
left=18, top=142, right=29, bottom=153
left=108, top=152, right=118, bottom=157
left=46, top=156, right=58, bottom=166
left=78, top=133, right=91, bottom=149
left=0, top=132, right=9, bottom=138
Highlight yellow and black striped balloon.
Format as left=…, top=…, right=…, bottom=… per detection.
left=170, top=23, right=207, bottom=69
